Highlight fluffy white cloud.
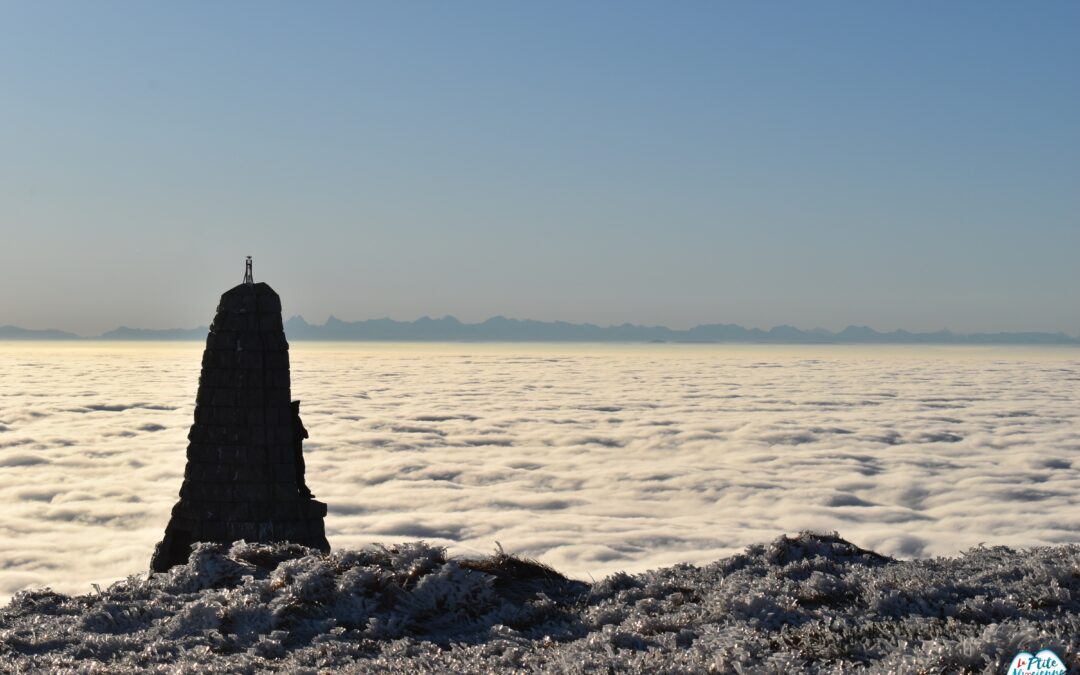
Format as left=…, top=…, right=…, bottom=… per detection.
left=0, top=342, right=1078, bottom=602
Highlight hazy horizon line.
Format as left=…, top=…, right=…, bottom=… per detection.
left=1, top=315, right=1077, bottom=344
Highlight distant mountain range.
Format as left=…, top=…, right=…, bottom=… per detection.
left=2, top=317, right=1078, bottom=345
left=0, top=325, right=209, bottom=341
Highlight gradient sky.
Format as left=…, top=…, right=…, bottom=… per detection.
left=1, top=1, right=1077, bottom=335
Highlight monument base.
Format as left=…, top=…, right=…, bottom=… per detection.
left=151, top=498, right=329, bottom=572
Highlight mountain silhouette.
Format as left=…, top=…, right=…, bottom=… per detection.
left=281, top=316, right=1078, bottom=344
left=2, top=318, right=1076, bottom=345
left=0, top=325, right=81, bottom=340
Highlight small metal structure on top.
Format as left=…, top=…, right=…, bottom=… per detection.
left=243, top=256, right=253, bottom=285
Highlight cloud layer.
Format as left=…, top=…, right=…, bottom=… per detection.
left=1, top=342, right=1078, bottom=601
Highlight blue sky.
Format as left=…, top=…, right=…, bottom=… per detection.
left=1, top=2, right=1077, bottom=335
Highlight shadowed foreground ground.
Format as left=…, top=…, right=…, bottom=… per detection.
left=1, top=532, right=1077, bottom=673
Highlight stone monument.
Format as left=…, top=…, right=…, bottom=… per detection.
left=151, top=259, right=329, bottom=572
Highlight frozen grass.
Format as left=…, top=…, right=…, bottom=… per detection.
left=1, top=532, right=1077, bottom=673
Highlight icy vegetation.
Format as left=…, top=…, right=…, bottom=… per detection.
left=1, top=533, right=1077, bottom=673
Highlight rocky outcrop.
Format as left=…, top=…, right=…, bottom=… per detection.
left=150, top=281, right=329, bottom=572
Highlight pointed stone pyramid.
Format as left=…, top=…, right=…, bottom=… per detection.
left=151, top=276, right=329, bottom=572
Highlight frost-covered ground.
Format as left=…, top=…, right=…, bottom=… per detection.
left=1, top=534, right=1077, bottom=673
left=0, top=342, right=1078, bottom=604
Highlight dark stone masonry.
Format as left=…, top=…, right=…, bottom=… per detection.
left=151, top=275, right=329, bottom=572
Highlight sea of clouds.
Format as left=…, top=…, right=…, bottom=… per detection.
left=0, top=342, right=1078, bottom=603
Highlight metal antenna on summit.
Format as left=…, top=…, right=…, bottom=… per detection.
left=243, top=256, right=253, bottom=285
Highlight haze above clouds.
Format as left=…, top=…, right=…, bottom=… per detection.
left=1, top=342, right=1077, bottom=602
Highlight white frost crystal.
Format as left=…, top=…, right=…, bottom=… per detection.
left=0, top=532, right=1076, bottom=673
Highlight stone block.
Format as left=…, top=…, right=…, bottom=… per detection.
left=266, top=443, right=293, bottom=463
left=182, top=462, right=206, bottom=481
left=261, top=409, right=284, bottom=428
left=191, top=501, right=241, bottom=521
left=237, top=483, right=275, bottom=502
left=256, top=522, right=278, bottom=540
left=235, top=388, right=264, bottom=408
left=199, top=521, right=230, bottom=541
left=225, top=407, right=251, bottom=425
left=196, top=407, right=227, bottom=426
left=185, top=443, right=211, bottom=461
left=238, top=351, right=263, bottom=370
left=198, top=425, right=220, bottom=443
left=240, top=408, right=264, bottom=426
left=239, top=334, right=264, bottom=352
left=213, top=330, right=239, bottom=350
left=178, top=480, right=198, bottom=500
left=264, top=388, right=291, bottom=406
left=234, top=463, right=272, bottom=483
left=262, top=333, right=288, bottom=351
left=202, top=388, right=230, bottom=407
left=248, top=425, right=266, bottom=445
left=188, top=445, right=247, bottom=463
left=229, top=522, right=259, bottom=541
left=265, top=423, right=293, bottom=444
left=277, top=521, right=306, bottom=540
left=273, top=482, right=300, bottom=500
left=257, top=293, right=281, bottom=313
left=202, top=425, right=250, bottom=445
left=264, top=352, right=289, bottom=370
left=259, top=314, right=283, bottom=333
left=195, top=386, right=215, bottom=406
left=272, top=463, right=299, bottom=480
